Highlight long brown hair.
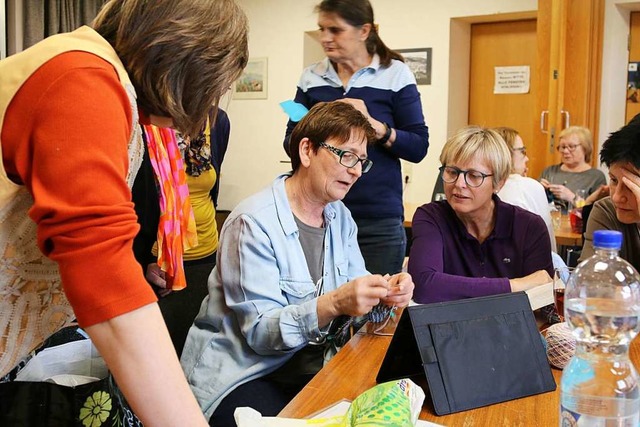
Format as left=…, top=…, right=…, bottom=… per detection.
left=93, top=0, right=248, bottom=138
left=315, top=0, right=403, bottom=67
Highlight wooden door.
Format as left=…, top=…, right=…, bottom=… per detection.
left=468, top=20, right=539, bottom=176
left=537, top=0, right=604, bottom=171
left=468, top=0, right=604, bottom=180
left=626, top=12, right=640, bottom=123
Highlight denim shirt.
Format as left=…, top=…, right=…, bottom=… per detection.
left=180, top=174, right=368, bottom=418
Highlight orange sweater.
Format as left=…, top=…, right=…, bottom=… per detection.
left=2, top=51, right=156, bottom=326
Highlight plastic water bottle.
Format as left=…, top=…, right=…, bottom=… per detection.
left=560, top=230, right=640, bottom=426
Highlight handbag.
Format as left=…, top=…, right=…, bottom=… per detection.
left=0, top=374, right=142, bottom=427
left=0, top=327, right=142, bottom=426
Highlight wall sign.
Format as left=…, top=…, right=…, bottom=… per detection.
left=494, top=66, right=530, bottom=94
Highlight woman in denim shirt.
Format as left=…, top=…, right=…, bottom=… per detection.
left=181, top=102, right=414, bottom=426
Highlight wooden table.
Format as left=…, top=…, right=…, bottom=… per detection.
left=552, top=211, right=582, bottom=247
left=279, top=317, right=640, bottom=425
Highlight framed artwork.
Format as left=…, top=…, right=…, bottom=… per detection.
left=396, top=48, right=432, bottom=85
left=232, top=57, right=268, bottom=99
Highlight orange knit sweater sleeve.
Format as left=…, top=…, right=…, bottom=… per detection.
left=2, top=51, right=157, bottom=326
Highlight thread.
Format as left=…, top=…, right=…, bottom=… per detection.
left=545, top=322, right=576, bottom=369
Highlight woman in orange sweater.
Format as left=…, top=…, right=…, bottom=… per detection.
left=0, top=1, right=247, bottom=425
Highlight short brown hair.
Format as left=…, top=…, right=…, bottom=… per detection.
left=289, top=102, right=376, bottom=172
left=439, top=126, right=511, bottom=188
left=93, top=0, right=248, bottom=138
left=558, top=126, right=593, bottom=163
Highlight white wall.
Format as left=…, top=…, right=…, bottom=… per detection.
left=600, top=1, right=640, bottom=145
left=6, top=0, right=24, bottom=56
left=0, top=1, right=6, bottom=59
left=219, top=0, right=632, bottom=211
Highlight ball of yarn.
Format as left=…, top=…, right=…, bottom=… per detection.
left=539, top=332, right=548, bottom=352
left=545, top=322, right=576, bottom=369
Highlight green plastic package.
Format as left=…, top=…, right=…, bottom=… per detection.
left=234, top=378, right=426, bottom=426
left=344, top=378, right=425, bottom=426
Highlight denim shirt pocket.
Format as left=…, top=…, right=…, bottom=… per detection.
left=335, top=261, right=350, bottom=285
left=279, top=278, right=316, bottom=305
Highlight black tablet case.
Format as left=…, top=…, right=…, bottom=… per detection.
left=376, top=292, right=556, bottom=415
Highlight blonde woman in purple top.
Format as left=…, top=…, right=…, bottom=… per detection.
left=408, top=126, right=553, bottom=303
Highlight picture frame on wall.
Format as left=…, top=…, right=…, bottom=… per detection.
left=396, top=48, right=432, bottom=85
left=232, top=57, right=268, bottom=99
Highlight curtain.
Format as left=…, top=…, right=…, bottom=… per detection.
left=22, top=0, right=107, bottom=49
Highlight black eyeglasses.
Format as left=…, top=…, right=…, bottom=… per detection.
left=512, top=146, right=527, bottom=156
left=439, top=165, right=493, bottom=188
left=319, top=141, right=373, bottom=173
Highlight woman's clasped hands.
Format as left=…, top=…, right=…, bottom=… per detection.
left=325, top=273, right=414, bottom=318
left=541, top=179, right=575, bottom=202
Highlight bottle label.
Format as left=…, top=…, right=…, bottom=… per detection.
left=561, top=399, right=640, bottom=426
left=560, top=406, right=579, bottom=427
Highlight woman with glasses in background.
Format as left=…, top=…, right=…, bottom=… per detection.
left=408, top=126, right=553, bottom=304
left=496, top=127, right=557, bottom=252
left=182, top=102, right=414, bottom=426
left=540, top=126, right=608, bottom=210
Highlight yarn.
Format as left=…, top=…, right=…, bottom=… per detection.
left=545, top=322, right=576, bottom=369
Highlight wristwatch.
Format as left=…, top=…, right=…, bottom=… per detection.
left=377, top=122, right=392, bottom=145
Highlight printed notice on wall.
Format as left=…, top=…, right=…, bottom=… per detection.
left=494, top=66, right=530, bottom=94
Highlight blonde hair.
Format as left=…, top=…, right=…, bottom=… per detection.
left=93, top=0, right=248, bottom=138
left=494, top=126, right=521, bottom=174
left=558, top=126, right=593, bottom=163
left=439, top=126, right=511, bottom=188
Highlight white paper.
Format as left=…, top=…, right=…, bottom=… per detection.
left=525, top=281, right=554, bottom=310
left=235, top=408, right=312, bottom=426
left=494, top=66, right=530, bottom=94
left=15, top=339, right=107, bottom=383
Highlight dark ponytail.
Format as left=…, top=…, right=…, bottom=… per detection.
left=315, top=0, right=403, bottom=67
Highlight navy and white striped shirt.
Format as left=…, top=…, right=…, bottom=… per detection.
left=284, top=55, right=429, bottom=219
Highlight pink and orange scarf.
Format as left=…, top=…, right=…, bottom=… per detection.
left=142, top=125, right=197, bottom=291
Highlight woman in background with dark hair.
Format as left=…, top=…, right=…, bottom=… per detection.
left=581, top=116, right=640, bottom=269
left=283, top=0, right=429, bottom=276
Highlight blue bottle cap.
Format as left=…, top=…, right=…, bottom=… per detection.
left=593, top=230, right=623, bottom=249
